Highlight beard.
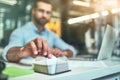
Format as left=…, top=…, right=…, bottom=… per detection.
left=34, top=16, right=49, bottom=27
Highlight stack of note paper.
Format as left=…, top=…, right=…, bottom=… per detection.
left=33, top=55, right=70, bottom=75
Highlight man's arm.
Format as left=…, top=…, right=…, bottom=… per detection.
left=6, top=37, right=52, bottom=62
left=7, top=47, right=23, bottom=62
left=52, top=33, right=76, bottom=57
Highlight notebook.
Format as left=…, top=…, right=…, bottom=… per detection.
left=69, top=25, right=116, bottom=61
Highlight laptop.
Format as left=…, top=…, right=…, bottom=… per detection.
left=69, top=25, right=116, bottom=61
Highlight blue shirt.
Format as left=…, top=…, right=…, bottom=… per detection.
left=2, top=22, right=76, bottom=61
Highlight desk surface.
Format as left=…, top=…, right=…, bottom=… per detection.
left=8, top=59, right=120, bottom=80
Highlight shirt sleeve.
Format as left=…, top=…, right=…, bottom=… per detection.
left=2, top=28, right=24, bottom=61
left=52, top=33, right=77, bottom=57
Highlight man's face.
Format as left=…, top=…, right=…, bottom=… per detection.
left=32, top=2, right=52, bottom=26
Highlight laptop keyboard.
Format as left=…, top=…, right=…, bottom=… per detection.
left=69, top=54, right=98, bottom=61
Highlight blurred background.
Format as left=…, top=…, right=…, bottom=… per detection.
left=0, top=0, right=120, bottom=57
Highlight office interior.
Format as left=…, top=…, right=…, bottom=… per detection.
left=0, top=0, right=120, bottom=80
left=0, top=0, right=120, bottom=57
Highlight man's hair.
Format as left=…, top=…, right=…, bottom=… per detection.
left=32, top=0, right=52, bottom=9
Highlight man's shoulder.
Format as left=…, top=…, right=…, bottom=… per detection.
left=45, top=28, right=61, bottom=39
left=12, top=22, right=32, bottom=33
left=21, top=22, right=32, bottom=29
left=45, top=28, right=57, bottom=35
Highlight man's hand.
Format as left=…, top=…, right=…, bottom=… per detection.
left=52, top=48, right=63, bottom=57
left=20, top=37, right=52, bottom=58
left=7, top=37, right=52, bottom=62
left=52, top=48, right=73, bottom=57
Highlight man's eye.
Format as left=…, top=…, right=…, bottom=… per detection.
left=47, top=12, right=51, bottom=15
left=36, top=9, right=51, bottom=15
left=38, top=9, right=44, bottom=13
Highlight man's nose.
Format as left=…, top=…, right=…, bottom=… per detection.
left=42, top=12, right=48, bottom=18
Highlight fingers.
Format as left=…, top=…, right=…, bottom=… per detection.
left=42, top=39, right=52, bottom=58
left=48, top=48, right=52, bottom=58
left=52, top=48, right=63, bottom=57
left=33, top=37, right=52, bottom=58
left=24, top=37, right=64, bottom=58
left=23, top=37, right=52, bottom=58
left=42, top=40, right=47, bottom=54
left=29, top=41, right=38, bottom=56
left=35, top=38, right=42, bottom=53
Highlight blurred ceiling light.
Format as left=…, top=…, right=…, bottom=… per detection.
left=0, top=0, right=17, bottom=5
left=111, top=8, right=120, bottom=14
left=90, top=13, right=99, bottom=19
left=104, top=0, right=117, bottom=7
left=68, top=15, right=90, bottom=24
left=68, top=11, right=109, bottom=24
left=73, top=0, right=90, bottom=7
left=68, top=8, right=120, bottom=24
left=101, top=11, right=109, bottom=16
left=68, top=13, right=99, bottom=24
left=94, top=0, right=118, bottom=12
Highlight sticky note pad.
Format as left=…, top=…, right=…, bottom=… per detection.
left=3, top=66, right=34, bottom=78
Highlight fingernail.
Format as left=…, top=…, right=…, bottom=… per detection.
left=34, top=51, right=38, bottom=55
left=38, top=49, right=41, bottom=52
left=48, top=54, right=52, bottom=58
left=44, top=52, right=47, bottom=56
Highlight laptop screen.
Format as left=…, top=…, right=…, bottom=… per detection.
left=97, top=24, right=116, bottom=60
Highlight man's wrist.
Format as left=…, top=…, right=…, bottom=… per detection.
left=63, top=50, right=73, bottom=57
left=18, top=47, right=24, bottom=59
left=62, top=51, right=68, bottom=56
